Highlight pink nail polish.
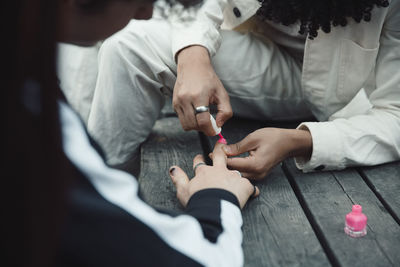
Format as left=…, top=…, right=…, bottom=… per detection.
left=344, top=205, right=367, bottom=238
left=217, top=133, right=227, bottom=144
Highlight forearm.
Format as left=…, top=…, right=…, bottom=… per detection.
left=284, top=128, right=313, bottom=160
left=177, top=45, right=211, bottom=67
left=296, top=109, right=400, bottom=171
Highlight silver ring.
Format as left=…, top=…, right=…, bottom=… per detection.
left=194, top=106, right=209, bottom=114
left=193, top=162, right=206, bottom=173
left=233, top=170, right=242, bottom=177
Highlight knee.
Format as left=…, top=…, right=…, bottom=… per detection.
left=98, top=31, right=131, bottom=66
left=99, top=20, right=162, bottom=63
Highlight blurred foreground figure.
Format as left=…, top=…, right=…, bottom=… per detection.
left=4, top=0, right=258, bottom=266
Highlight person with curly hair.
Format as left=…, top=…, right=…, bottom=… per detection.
left=85, top=0, right=399, bottom=177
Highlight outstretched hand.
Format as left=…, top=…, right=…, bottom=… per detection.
left=169, top=142, right=259, bottom=209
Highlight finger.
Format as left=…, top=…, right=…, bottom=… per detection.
left=242, top=172, right=266, bottom=181
left=172, top=96, right=184, bottom=125
left=211, top=142, right=228, bottom=168
left=226, top=157, right=257, bottom=173
left=238, top=180, right=260, bottom=208
left=193, top=154, right=207, bottom=174
left=196, top=112, right=215, bottom=136
left=239, top=171, right=255, bottom=179
left=242, top=180, right=260, bottom=198
left=192, top=96, right=214, bottom=136
left=241, top=170, right=269, bottom=181
left=215, top=86, right=233, bottom=127
left=173, top=86, right=198, bottom=131
left=175, top=106, right=191, bottom=131
left=181, top=103, right=197, bottom=130
left=222, top=134, right=256, bottom=156
left=173, top=106, right=183, bottom=124
left=192, top=91, right=214, bottom=134
left=252, top=185, right=260, bottom=197
left=169, top=166, right=189, bottom=190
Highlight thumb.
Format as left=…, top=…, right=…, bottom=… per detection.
left=222, top=136, right=254, bottom=157
left=215, top=89, right=233, bottom=127
left=169, top=166, right=191, bottom=206
left=169, top=166, right=189, bottom=190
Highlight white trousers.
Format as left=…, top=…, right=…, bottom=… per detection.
left=57, top=43, right=101, bottom=125
left=87, top=19, right=313, bottom=166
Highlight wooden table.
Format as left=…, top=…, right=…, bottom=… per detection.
left=138, top=112, right=400, bottom=267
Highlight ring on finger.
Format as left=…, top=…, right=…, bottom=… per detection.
left=251, top=185, right=257, bottom=198
left=193, top=162, right=207, bottom=173
left=194, top=106, right=209, bottom=114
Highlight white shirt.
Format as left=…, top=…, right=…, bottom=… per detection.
left=168, top=0, right=400, bottom=172
left=260, top=20, right=306, bottom=63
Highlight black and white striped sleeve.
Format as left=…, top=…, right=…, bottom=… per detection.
left=57, top=102, right=244, bottom=267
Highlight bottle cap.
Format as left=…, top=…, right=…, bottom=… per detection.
left=210, top=114, right=221, bottom=135
left=217, top=133, right=227, bottom=144
left=344, top=204, right=367, bottom=237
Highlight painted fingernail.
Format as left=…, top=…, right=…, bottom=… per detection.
left=218, top=138, right=227, bottom=144
left=169, top=167, right=176, bottom=176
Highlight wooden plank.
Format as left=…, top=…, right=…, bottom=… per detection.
left=138, top=117, right=202, bottom=211
left=209, top=118, right=329, bottom=267
left=359, top=162, right=400, bottom=224
left=284, top=160, right=400, bottom=266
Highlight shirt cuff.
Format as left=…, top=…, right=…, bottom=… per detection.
left=294, top=122, right=346, bottom=172
left=172, top=24, right=221, bottom=62
left=187, top=188, right=240, bottom=209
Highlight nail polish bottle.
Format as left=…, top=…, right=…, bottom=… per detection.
left=344, top=204, right=367, bottom=238
left=209, top=114, right=227, bottom=144
left=209, top=114, right=221, bottom=135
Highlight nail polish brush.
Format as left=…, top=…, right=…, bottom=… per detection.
left=209, top=114, right=227, bottom=144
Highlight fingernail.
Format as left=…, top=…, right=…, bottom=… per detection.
left=219, top=138, right=227, bottom=145
left=169, top=167, right=176, bottom=176
left=222, top=145, right=231, bottom=154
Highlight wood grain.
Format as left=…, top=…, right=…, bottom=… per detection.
left=284, top=160, right=400, bottom=266
left=138, top=117, right=202, bottom=211
left=359, top=162, right=400, bottom=224
left=210, top=118, right=329, bottom=267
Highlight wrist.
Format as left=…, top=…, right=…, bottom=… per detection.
left=284, top=129, right=313, bottom=160
left=177, top=45, right=211, bottom=67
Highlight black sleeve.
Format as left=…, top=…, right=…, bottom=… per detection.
left=57, top=175, right=203, bottom=267
left=56, top=175, right=243, bottom=267
left=185, top=189, right=240, bottom=243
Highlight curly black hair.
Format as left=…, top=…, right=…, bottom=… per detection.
left=77, top=0, right=199, bottom=12
left=256, top=0, right=389, bottom=39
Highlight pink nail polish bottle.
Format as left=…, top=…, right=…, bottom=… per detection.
left=209, top=114, right=227, bottom=144
left=209, top=114, right=221, bottom=135
left=218, top=133, right=227, bottom=144
left=344, top=204, right=367, bottom=238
